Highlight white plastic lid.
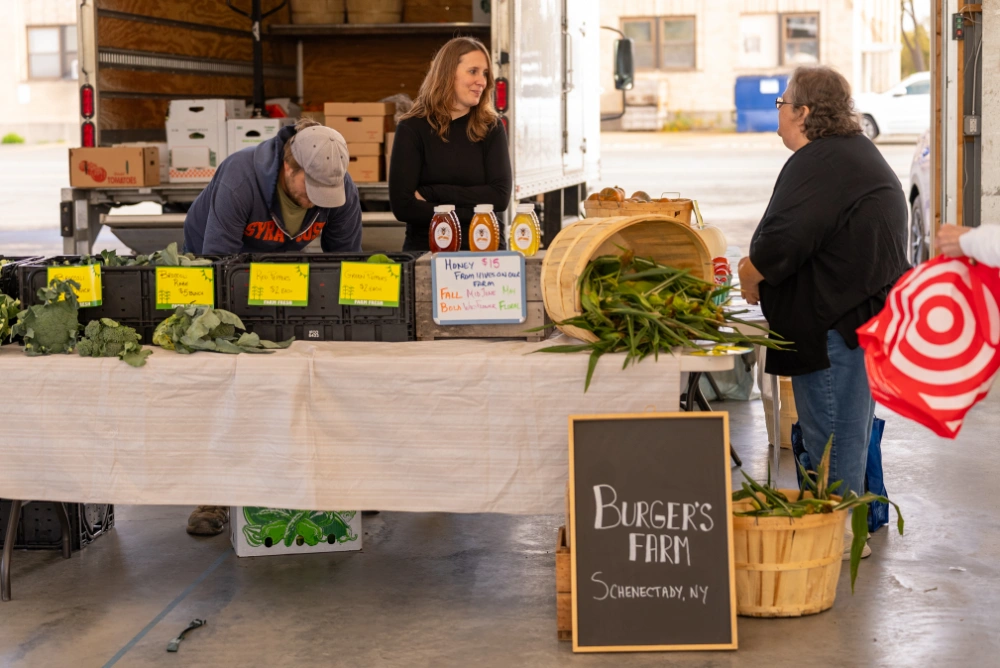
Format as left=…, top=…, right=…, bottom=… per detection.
left=433, top=205, right=456, bottom=213
left=474, top=204, right=494, bottom=213
left=516, top=203, right=535, bottom=213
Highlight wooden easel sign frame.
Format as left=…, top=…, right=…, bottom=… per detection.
left=568, top=412, right=737, bottom=652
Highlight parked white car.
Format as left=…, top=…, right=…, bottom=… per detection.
left=853, top=71, right=930, bottom=140
left=907, top=129, right=932, bottom=264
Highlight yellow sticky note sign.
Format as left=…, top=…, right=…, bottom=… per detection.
left=47, top=265, right=102, bottom=306
left=156, top=267, right=215, bottom=309
left=339, top=262, right=400, bottom=308
left=248, top=263, right=309, bottom=306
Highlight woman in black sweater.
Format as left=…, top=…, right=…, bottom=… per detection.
left=738, top=66, right=908, bottom=557
left=389, top=36, right=512, bottom=251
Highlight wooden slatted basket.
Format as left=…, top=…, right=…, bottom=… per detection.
left=540, top=216, right=713, bottom=342
left=732, top=490, right=846, bottom=617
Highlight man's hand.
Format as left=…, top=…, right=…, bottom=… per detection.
left=737, top=257, right=763, bottom=305
left=414, top=190, right=425, bottom=201
left=937, top=224, right=971, bottom=258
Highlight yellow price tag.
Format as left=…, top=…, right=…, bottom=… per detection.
left=339, top=262, right=400, bottom=308
left=248, top=263, right=309, bottom=306
left=155, top=267, right=215, bottom=309
left=47, top=265, right=102, bottom=306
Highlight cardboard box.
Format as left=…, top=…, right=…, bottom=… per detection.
left=348, top=155, right=382, bottom=182
left=227, top=118, right=295, bottom=155
left=348, top=143, right=382, bottom=157
left=113, top=142, right=169, bottom=183
left=231, top=507, right=362, bottom=558
left=167, top=99, right=248, bottom=181
left=385, top=131, right=395, bottom=156
left=326, top=115, right=395, bottom=143
left=69, top=147, right=160, bottom=188
left=324, top=102, right=395, bottom=116
left=300, top=110, right=326, bottom=124
left=168, top=98, right=248, bottom=122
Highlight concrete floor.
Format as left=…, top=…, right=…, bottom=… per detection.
left=1, top=393, right=997, bottom=667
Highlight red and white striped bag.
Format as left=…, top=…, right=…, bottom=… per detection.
left=857, top=256, right=1000, bottom=438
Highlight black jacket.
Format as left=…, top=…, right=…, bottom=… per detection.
left=750, top=134, right=910, bottom=376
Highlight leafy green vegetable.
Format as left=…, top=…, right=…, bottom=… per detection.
left=533, top=250, right=790, bottom=390
left=100, top=243, right=212, bottom=268
left=153, top=306, right=293, bottom=354
left=77, top=317, right=151, bottom=367
left=11, top=279, right=82, bottom=355
left=0, top=293, right=20, bottom=342
left=732, top=435, right=904, bottom=593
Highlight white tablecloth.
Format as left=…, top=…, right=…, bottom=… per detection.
left=0, top=336, right=684, bottom=514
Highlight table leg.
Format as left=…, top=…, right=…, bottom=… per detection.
left=56, top=503, right=72, bottom=560
left=769, top=373, right=781, bottom=479
left=686, top=373, right=743, bottom=467
left=2, top=500, right=23, bottom=602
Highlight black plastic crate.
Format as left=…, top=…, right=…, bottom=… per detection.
left=0, top=501, right=114, bottom=551
left=222, top=252, right=418, bottom=342
left=0, top=256, right=41, bottom=300
left=17, top=256, right=225, bottom=344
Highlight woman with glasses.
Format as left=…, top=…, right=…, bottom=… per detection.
left=737, top=66, right=909, bottom=558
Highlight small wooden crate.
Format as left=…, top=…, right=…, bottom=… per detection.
left=583, top=199, right=693, bottom=224
left=414, top=251, right=550, bottom=342
left=556, top=525, right=572, bottom=641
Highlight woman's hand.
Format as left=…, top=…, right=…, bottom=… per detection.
left=414, top=190, right=425, bottom=201
left=936, top=224, right=971, bottom=258
left=737, top=257, right=763, bottom=305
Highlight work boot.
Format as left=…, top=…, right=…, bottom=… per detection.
left=186, top=506, right=230, bottom=536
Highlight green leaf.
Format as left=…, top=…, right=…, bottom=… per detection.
left=850, top=504, right=868, bottom=593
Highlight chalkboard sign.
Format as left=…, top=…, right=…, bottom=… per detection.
left=569, top=413, right=737, bottom=652
left=431, top=251, right=527, bottom=325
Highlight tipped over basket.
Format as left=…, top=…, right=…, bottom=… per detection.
left=733, top=490, right=846, bottom=617
left=540, top=215, right=713, bottom=342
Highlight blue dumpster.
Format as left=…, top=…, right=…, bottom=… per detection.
left=735, top=75, right=789, bottom=133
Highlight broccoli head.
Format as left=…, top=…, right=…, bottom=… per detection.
left=11, top=279, right=81, bottom=355
left=77, top=318, right=151, bottom=367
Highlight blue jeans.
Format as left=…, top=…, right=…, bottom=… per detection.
left=790, top=331, right=875, bottom=498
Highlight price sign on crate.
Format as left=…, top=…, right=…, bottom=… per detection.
left=431, top=252, right=527, bottom=325
left=155, top=267, right=215, bottom=309
left=248, top=263, right=309, bottom=306
left=47, top=265, right=102, bottom=307
left=338, top=262, right=401, bottom=308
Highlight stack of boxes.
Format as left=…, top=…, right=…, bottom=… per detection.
left=227, top=117, right=296, bottom=156
left=166, top=99, right=249, bottom=183
left=324, top=102, right=396, bottom=183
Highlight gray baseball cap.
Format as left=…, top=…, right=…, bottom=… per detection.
left=290, top=125, right=349, bottom=208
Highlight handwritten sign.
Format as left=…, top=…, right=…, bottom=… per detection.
left=47, top=265, right=102, bottom=307
left=569, top=413, right=737, bottom=652
left=431, top=251, right=526, bottom=325
left=248, top=263, right=309, bottom=306
left=338, top=262, right=401, bottom=308
left=155, top=267, right=215, bottom=309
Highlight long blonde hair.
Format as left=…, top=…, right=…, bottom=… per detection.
left=403, top=36, right=498, bottom=142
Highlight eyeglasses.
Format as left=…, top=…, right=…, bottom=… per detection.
left=775, top=97, right=794, bottom=110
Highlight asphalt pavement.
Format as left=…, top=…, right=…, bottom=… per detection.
left=0, top=132, right=917, bottom=258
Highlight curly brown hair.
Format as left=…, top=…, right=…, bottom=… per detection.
left=787, top=66, right=862, bottom=141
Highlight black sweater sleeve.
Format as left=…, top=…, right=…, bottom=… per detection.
left=417, top=124, right=512, bottom=211
left=388, top=122, right=439, bottom=228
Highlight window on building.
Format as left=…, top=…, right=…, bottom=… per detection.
left=660, top=17, right=695, bottom=69
left=27, top=25, right=77, bottom=80
left=621, top=16, right=696, bottom=71
left=622, top=19, right=656, bottom=70
left=782, top=14, right=819, bottom=65
left=739, top=14, right=779, bottom=68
